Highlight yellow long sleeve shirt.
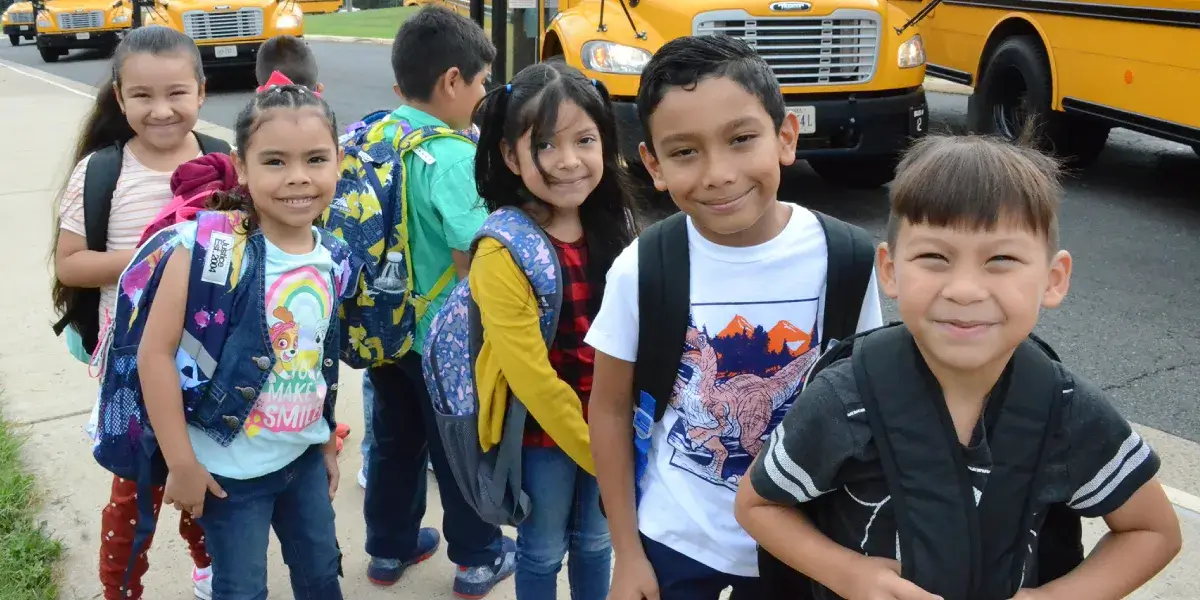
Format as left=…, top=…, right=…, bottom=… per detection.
left=469, top=237, right=596, bottom=475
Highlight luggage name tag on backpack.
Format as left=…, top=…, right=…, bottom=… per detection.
left=201, top=231, right=235, bottom=285
left=413, top=147, right=436, bottom=165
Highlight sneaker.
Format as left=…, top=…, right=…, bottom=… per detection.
left=335, top=422, right=351, bottom=439
left=357, top=467, right=367, bottom=489
left=192, top=566, right=213, bottom=600
left=366, top=527, right=441, bottom=586
left=336, top=436, right=344, bottom=454
left=452, top=536, right=516, bottom=599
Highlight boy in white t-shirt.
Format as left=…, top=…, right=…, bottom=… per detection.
left=585, top=36, right=884, bottom=599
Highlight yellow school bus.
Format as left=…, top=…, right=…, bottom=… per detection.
left=896, top=0, right=1200, bottom=164
left=296, top=0, right=341, bottom=15
left=3, top=1, right=36, bottom=45
left=142, top=0, right=304, bottom=75
left=472, top=0, right=932, bottom=188
left=29, top=0, right=131, bottom=62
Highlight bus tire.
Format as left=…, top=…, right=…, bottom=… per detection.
left=968, top=34, right=1109, bottom=168
left=1192, top=144, right=1200, bottom=158
left=38, top=45, right=60, bottom=63
left=8, top=34, right=19, bottom=46
left=807, top=155, right=897, bottom=189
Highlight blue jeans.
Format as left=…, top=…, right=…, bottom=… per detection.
left=516, top=446, right=611, bottom=600
left=642, top=534, right=761, bottom=600
left=364, top=354, right=503, bottom=565
left=197, top=445, right=343, bottom=600
left=361, top=371, right=375, bottom=475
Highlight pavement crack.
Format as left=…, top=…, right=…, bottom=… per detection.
left=1102, top=359, right=1200, bottom=393
left=10, top=407, right=92, bottom=427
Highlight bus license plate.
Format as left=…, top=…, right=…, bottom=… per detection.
left=789, top=106, right=817, bottom=134
left=215, top=45, right=237, bottom=59
left=19, top=25, right=29, bottom=30
left=76, top=32, right=90, bottom=39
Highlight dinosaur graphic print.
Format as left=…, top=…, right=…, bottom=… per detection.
left=666, top=297, right=821, bottom=490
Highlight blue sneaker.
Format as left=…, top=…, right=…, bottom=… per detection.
left=452, top=536, right=516, bottom=599
left=366, top=527, right=442, bottom=586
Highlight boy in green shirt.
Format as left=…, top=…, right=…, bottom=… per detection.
left=362, top=7, right=516, bottom=598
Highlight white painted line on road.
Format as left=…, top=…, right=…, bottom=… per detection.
left=1165, top=485, right=1200, bottom=515
left=0, top=59, right=93, bottom=100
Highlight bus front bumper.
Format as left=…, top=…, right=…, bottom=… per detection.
left=4, top=24, right=35, bottom=37
left=611, top=86, right=928, bottom=163
left=37, top=29, right=121, bottom=49
left=198, top=37, right=303, bottom=69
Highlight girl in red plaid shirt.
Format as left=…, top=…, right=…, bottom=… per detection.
left=468, top=61, right=639, bottom=600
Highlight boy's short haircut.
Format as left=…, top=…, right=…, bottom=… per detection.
left=391, top=6, right=496, bottom=103
left=634, top=35, right=786, bottom=155
left=256, top=35, right=319, bottom=90
left=886, top=134, right=1063, bottom=251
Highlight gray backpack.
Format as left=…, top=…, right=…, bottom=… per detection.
left=420, top=207, right=562, bottom=526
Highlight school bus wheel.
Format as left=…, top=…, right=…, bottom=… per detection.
left=38, top=45, right=61, bottom=63
left=807, top=155, right=897, bottom=190
left=968, top=34, right=1109, bottom=169
left=8, top=34, right=19, bottom=46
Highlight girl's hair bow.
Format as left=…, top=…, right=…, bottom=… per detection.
left=255, top=70, right=321, bottom=97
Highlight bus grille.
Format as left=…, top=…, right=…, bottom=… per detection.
left=57, top=10, right=103, bottom=30
left=10, top=12, right=33, bottom=24
left=183, top=8, right=264, bottom=40
left=694, top=9, right=880, bottom=86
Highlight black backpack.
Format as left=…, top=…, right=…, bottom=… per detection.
left=757, top=324, right=1085, bottom=599
left=634, top=209, right=877, bottom=418
left=52, top=132, right=232, bottom=356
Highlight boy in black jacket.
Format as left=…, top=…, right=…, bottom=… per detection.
left=736, top=134, right=1181, bottom=600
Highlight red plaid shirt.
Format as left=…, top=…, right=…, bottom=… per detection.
left=523, top=235, right=594, bottom=448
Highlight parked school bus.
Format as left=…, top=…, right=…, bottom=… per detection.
left=141, top=0, right=304, bottom=75
left=2, top=0, right=36, bottom=45
left=895, top=0, right=1200, bottom=164
left=29, top=0, right=131, bottom=62
left=296, top=0, right=340, bottom=15
left=460, top=0, right=931, bottom=188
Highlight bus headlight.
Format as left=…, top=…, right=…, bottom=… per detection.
left=37, top=16, right=51, bottom=27
left=897, top=34, right=926, bottom=69
left=111, top=14, right=129, bottom=23
left=276, top=13, right=300, bottom=29
left=581, top=41, right=651, bottom=75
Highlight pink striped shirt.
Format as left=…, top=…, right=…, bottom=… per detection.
left=58, top=146, right=196, bottom=324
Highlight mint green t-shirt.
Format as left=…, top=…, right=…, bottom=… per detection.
left=384, top=105, right=488, bottom=355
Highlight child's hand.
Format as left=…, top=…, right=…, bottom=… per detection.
left=609, top=553, right=659, bottom=599
left=322, top=439, right=339, bottom=500
left=846, top=557, right=944, bottom=600
left=163, top=461, right=225, bottom=519
left=1010, top=589, right=1048, bottom=600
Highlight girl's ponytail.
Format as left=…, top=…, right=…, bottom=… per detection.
left=473, top=83, right=515, bottom=210
left=72, top=78, right=136, bottom=165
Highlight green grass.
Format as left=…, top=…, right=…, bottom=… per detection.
left=305, top=5, right=419, bottom=38
left=0, top=420, right=62, bottom=600
left=304, top=6, right=525, bottom=78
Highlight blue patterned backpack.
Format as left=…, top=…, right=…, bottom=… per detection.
left=322, top=112, right=481, bottom=368
left=422, top=207, right=561, bottom=527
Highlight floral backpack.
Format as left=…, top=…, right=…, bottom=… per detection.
left=422, top=207, right=561, bottom=527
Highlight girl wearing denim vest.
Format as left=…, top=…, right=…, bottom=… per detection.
left=470, top=62, right=639, bottom=600
left=49, top=25, right=218, bottom=600
left=138, top=83, right=350, bottom=599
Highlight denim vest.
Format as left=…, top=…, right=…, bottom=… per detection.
left=187, top=226, right=353, bottom=446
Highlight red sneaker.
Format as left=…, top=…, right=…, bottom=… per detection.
left=335, top=422, right=351, bottom=439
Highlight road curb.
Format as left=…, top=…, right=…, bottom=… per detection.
left=306, top=33, right=390, bottom=45
left=302, top=35, right=974, bottom=96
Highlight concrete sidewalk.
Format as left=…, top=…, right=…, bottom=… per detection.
left=0, top=58, right=1197, bottom=600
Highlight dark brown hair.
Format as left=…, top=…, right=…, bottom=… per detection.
left=886, top=134, right=1063, bottom=251
left=256, top=35, right=319, bottom=91
left=206, top=83, right=337, bottom=234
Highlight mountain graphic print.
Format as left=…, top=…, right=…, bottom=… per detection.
left=666, top=297, right=822, bottom=490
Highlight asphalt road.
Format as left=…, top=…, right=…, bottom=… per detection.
left=3, top=40, right=1198, bottom=444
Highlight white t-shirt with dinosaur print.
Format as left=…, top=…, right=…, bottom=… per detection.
left=585, top=205, right=884, bottom=576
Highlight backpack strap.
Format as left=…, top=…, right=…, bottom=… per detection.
left=83, top=144, right=124, bottom=252
left=634, top=211, right=690, bottom=422
left=813, top=211, right=876, bottom=351
left=195, top=132, right=232, bottom=156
